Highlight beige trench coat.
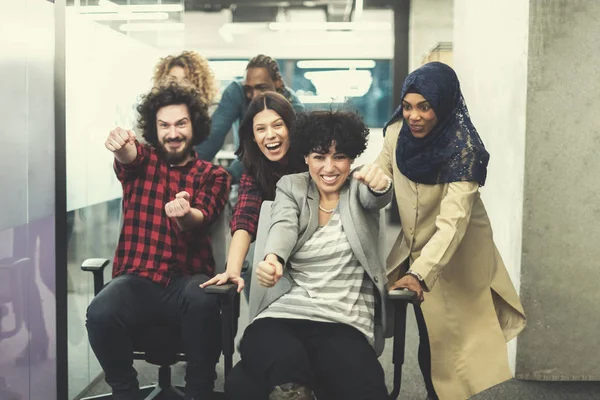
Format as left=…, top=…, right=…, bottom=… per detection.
left=376, top=121, right=526, bottom=399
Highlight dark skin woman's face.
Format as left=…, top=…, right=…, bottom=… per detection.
left=402, top=93, right=438, bottom=138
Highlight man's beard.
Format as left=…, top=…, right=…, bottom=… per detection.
left=157, top=138, right=193, bottom=165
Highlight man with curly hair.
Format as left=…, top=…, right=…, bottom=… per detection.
left=195, top=54, right=305, bottom=183
left=86, top=83, right=231, bottom=400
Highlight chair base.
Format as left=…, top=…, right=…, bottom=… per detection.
left=142, top=383, right=184, bottom=399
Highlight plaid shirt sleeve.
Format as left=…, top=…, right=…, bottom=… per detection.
left=113, top=141, right=149, bottom=182
left=192, top=164, right=232, bottom=227
left=230, top=173, right=263, bottom=239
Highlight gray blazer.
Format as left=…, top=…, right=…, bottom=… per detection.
left=249, top=172, right=393, bottom=356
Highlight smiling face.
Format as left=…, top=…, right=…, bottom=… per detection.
left=402, top=92, right=439, bottom=138
left=156, top=104, right=194, bottom=166
left=244, top=67, right=277, bottom=103
left=252, top=108, right=290, bottom=163
left=168, top=65, right=187, bottom=83
left=305, top=142, right=352, bottom=199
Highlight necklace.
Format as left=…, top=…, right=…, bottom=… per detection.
left=319, top=204, right=336, bottom=213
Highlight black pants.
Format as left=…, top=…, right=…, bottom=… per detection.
left=225, top=318, right=388, bottom=400
left=414, top=305, right=438, bottom=399
left=86, top=273, right=221, bottom=399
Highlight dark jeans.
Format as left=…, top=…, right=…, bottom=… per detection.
left=86, top=273, right=221, bottom=399
left=225, top=318, right=388, bottom=400
left=414, top=305, right=438, bottom=399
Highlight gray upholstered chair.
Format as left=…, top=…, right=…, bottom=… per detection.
left=247, top=201, right=416, bottom=400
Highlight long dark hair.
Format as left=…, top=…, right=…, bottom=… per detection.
left=236, top=92, right=306, bottom=200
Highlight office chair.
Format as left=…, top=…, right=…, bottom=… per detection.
left=80, top=205, right=238, bottom=399
left=248, top=201, right=416, bottom=400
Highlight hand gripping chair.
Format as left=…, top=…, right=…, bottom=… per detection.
left=248, top=201, right=417, bottom=400
left=81, top=204, right=239, bottom=399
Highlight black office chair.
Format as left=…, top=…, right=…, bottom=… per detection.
left=81, top=205, right=239, bottom=400
left=248, top=201, right=417, bottom=400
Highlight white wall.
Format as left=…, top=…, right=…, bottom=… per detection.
left=0, top=1, right=55, bottom=230
left=453, top=0, right=530, bottom=373
left=409, top=0, right=453, bottom=71
left=66, top=13, right=161, bottom=211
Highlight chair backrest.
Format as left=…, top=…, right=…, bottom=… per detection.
left=209, top=202, right=232, bottom=274
left=114, top=198, right=231, bottom=276
left=132, top=203, right=233, bottom=363
left=247, top=201, right=386, bottom=322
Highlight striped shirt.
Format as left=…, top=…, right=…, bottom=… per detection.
left=256, top=210, right=376, bottom=344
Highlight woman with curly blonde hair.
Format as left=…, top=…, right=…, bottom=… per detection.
left=153, top=50, right=219, bottom=106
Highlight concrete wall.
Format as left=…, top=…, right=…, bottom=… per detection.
left=454, top=0, right=600, bottom=380
left=517, top=0, right=600, bottom=380
left=453, top=0, right=530, bottom=373
left=409, top=0, right=453, bottom=71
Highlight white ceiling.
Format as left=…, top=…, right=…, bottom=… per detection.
left=174, top=8, right=394, bottom=59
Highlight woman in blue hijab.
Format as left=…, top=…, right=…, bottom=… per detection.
left=376, top=62, right=526, bottom=399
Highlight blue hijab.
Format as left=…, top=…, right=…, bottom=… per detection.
left=384, top=62, right=489, bottom=186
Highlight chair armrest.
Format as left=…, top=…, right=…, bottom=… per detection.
left=241, top=260, right=250, bottom=273
left=81, top=258, right=110, bottom=272
left=388, top=288, right=418, bottom=304
left=203, top=283, right=238, bottom=296
left=81, top=258, right=110, bottom=296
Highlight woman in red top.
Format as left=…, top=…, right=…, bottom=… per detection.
left=202, top=91, right=306, bottom=292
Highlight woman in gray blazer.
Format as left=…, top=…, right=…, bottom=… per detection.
left=225, top=110, right=393, bottom=400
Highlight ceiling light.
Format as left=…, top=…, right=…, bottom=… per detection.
left=268, top=22, right=391, bottom=31
left=297, top=60, right=376, bottom=69
left=119, top=22, right=184, bottom=32
left=354, top=0, right=364, bottom=21
left=85, top=12, right=169, bottom=22
left=76, top=4, right=184, bottom=14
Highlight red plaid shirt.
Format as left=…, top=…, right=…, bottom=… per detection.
left=230, top=173, right=263, bottom=239
left=113, top=141, right=231, bottom=286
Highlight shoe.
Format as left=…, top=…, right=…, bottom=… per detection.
left=268, top=383, right=315, bottom=400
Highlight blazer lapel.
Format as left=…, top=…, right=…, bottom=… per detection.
left=295, top=179, right=319, bottom=252
left=339, top=184, right=374, bottom=281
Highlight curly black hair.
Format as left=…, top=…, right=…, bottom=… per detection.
left=292, top=110, right=369, bottom=159
left=136, top=82, right=210, bottom=147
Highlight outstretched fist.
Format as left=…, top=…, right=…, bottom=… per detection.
left=105, top=127, right=136, bottom=153
left=165, top=191, right=191, bottom=218
left=256, top=253, right=283, bottom=288
left=353, top=164, right=391, bottom=192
